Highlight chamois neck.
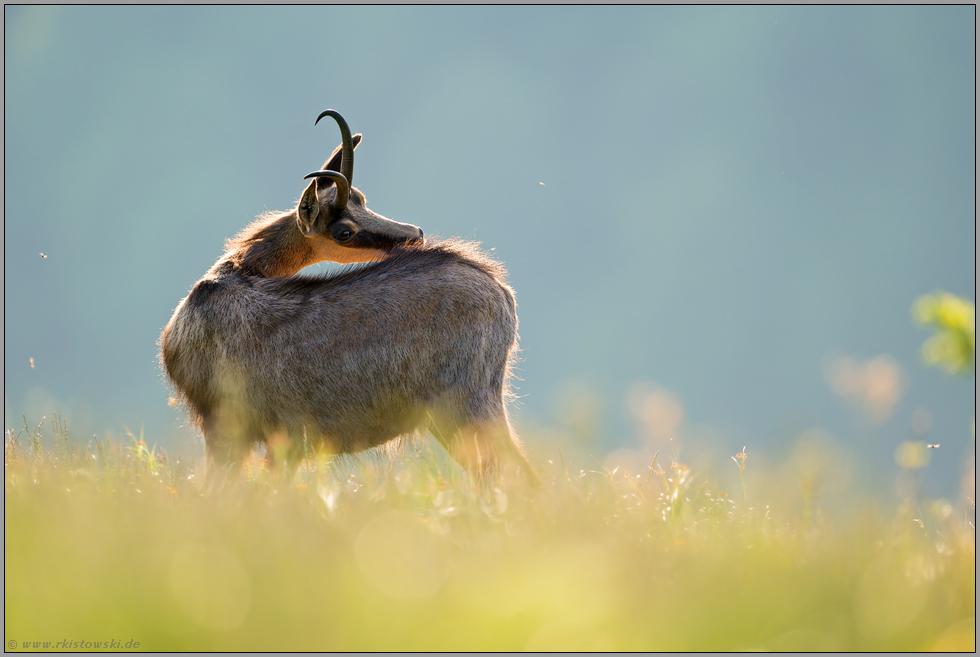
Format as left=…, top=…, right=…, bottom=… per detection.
left=220, top=212, right=314, bottom=278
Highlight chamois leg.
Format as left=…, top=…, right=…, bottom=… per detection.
left=432, top=415, right=538, bottom=487
left=478, top=416, right=539, bottom=487
left=427, top=415, right=483, bottom=483
left=262, top=430, right=306, bottom=482
left=201, top=416, right=256, bottom=485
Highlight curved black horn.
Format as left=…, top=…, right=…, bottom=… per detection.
left=304, top=170, right=349, bottom=212
left=315, top=109, right=354, bottom=189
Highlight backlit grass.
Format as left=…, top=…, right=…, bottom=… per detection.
left=4, top=416, right=975, bottom=651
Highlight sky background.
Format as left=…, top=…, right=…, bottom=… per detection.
left=4, top=6, right=975, bottom=499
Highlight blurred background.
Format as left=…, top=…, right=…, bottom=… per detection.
left=4, top=6, right=974, bottom=499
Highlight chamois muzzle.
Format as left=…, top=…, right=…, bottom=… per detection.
left=304, top=109, right=355, bottom=213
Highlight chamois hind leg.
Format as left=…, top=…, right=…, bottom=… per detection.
left=480, top=414, right=539, bottom=487
left=431, top=411, right=538, bottom=487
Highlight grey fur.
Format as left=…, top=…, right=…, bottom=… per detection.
left=160, top=121, right=533, bottom=483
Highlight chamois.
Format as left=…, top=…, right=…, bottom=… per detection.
left=160, top=110, right=534, bottom=484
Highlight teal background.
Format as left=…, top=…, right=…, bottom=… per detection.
left=4, top=6, right=975, bottom=496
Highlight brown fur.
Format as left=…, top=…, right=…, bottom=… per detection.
left=160, top=132, right=534, bottom=484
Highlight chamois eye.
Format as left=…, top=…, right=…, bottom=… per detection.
left=336, top=229, right=352, bottom=242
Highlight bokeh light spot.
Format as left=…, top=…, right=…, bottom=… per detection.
left=355, top=511, right=452, bottom=600
left=169, top=544, right=251, bottom=631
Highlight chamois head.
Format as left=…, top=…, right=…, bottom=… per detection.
left=297, top=110, right=422, bottom=264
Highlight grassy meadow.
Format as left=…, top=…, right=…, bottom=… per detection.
left=4, top=414, right=975, bottom=652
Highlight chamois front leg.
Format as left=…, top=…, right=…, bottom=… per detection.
left=201, top=415, right=258, bottom=484
left=261, top=430, right=307, bottom=482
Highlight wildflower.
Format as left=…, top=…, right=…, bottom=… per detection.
left=732, top=447, right=747, bottom=471
left=646, top=451, right=661, bottom=483
left=732, top=447, right=748, bottom=510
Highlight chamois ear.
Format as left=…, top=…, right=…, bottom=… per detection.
left=320, top=133, right=362, bottom=176
left=297, top=180, right=319, bottom=235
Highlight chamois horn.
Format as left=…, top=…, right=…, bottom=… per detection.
left=303, top=170, right=350, bottom=212
left=305, top=109, right=354, bottom=212
left=316, top=109, right=354, bottom=185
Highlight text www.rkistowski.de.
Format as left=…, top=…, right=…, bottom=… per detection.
left=8, top=639, right=141, bottom=650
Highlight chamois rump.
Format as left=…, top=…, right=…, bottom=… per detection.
left=160, top=110, right=534, bottom=483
